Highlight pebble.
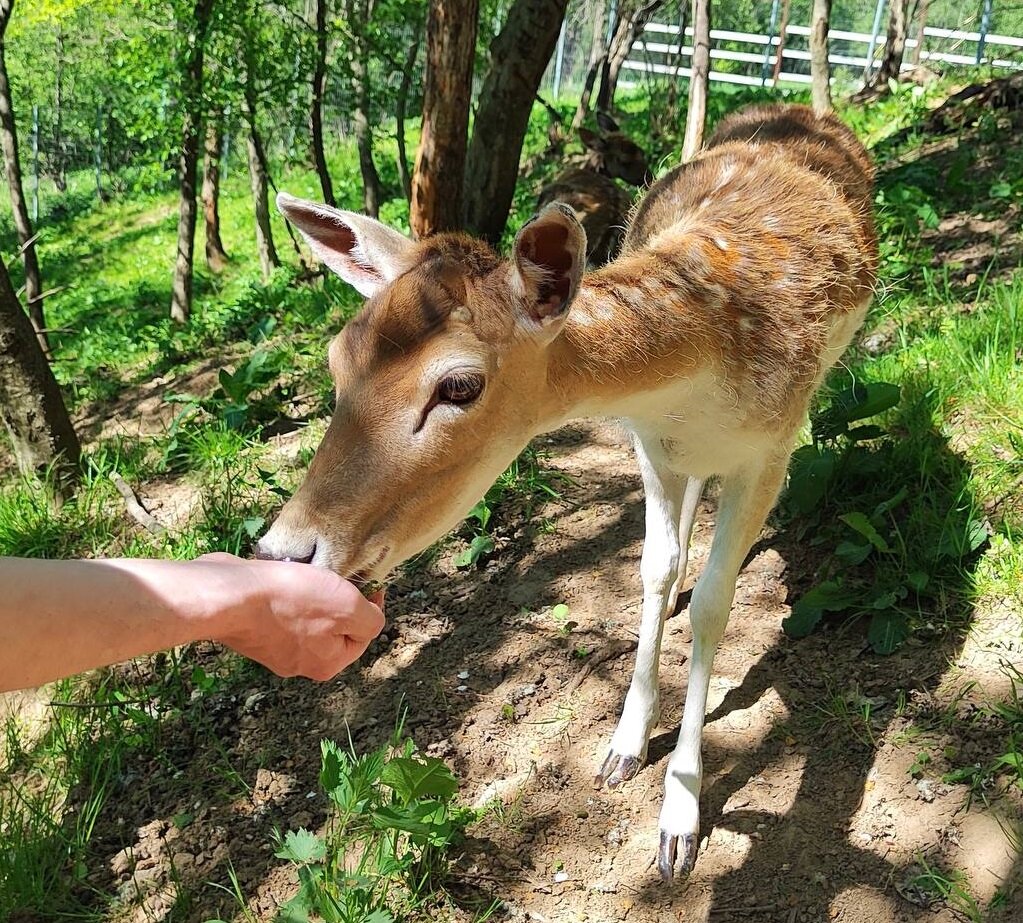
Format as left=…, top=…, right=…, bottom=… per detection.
left=457, top=670, right=470, bottom=680
left=554, top=871, right=569, bottom=883
left=457, top=685, right=469, bottom=692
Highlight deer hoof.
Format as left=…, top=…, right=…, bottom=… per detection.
left=657, top=830, right=698, bottom=881
left=594, top=750, right=643, bottom=789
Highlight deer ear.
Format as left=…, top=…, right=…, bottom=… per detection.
left=512, top=203, right=586, bottom=336
left=276, top=192, right=416, bottom=297
left=595, top=110, right=621, bottom=134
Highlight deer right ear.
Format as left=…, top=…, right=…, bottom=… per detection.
left=595, top=110, right=621, bottom=134
left=276, top=193, right=416, bottom=297
left=578, top=127, right=607, bottom=153
left=511, top=203, right=586, bottom=340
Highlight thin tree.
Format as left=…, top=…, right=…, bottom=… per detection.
left=350, top=0, right=381, bottom=218
left=395, top=19, right=423, bottom=204
left=573, top=0, right=610, bottom=130
left=463, top=0, right=569, bottom=244
left=202, top=113, right=229, bottom=272
left=680, top=0, right=710, bottom=162
left=310, top=0, right=335, bottom=207
left=0, top=0, right=47, bottom=351
left=241, top=51, right=279, bottom=279
left=170, top=0, right=215, bottom=324
left=772, top=0, right=791, bottom=84
left=596, top=0, right=666, bottom=113
left=410, top=0, right=479, bottom=238
left=0, top=251, right=80, bottom=496
left=810, top=0, right=833, bottom=115
left=871, top=0, right=909, bottom=90
left=912, top=0, right=930, bottom=67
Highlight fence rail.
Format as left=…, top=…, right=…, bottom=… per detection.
left=623, top=19, right=1023, bottom=91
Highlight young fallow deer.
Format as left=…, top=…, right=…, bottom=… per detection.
left=256, top=103, right=878, bottom=880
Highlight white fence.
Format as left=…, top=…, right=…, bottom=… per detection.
left=621, top=20, right=1023, bottom=90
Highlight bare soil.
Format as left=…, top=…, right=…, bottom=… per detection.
left=49, top=417, right=1020, bottom=923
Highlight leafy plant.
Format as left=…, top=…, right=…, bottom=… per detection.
left=271, top=724, right=474, bottom=923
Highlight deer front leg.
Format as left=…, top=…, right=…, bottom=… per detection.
left=657, top=454, right=789, bottom=880
left=596, top=444, right=702, bottom=788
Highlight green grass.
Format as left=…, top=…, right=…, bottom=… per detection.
left=1, top=76, right=1022, bottom=920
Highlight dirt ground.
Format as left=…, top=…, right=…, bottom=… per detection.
left=15, top=416, right=1013, bottom=923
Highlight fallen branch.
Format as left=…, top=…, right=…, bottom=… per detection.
left=109, top=472, right=167, bottom=537
left=564, top=638, right=637, bottom=695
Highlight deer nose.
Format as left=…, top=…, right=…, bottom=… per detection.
left=252, top=537, right=317, bottom=564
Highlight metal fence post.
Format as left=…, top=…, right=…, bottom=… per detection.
left=762, top=0, right=781, bottom=85
left=864, top=0, right=887, bottom=81
left=976, top=0, right=993, bottom=63
left=31, top=105, right=40, bottom=223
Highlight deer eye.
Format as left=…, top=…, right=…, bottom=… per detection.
left=437, top=372, right=484, bottom=406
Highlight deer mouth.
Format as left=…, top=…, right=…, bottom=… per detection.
left=348, top=547, right=390, bottom=610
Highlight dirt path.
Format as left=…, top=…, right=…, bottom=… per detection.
left=69, top=419, right=1021, bottom=923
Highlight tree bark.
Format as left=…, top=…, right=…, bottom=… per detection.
left=54, top=28, right=67, bottom=193
left=810, top=0, right=833, bottom=115
left=0, top=0, right=47, bottom=352
left=596, top=0, right=665, bottom=114
left=310, top=0, right=335, bottom=207
left=873, top=0, right=909, bottom=87
left=351, top=44, right=381, bottom=217
left=202, top=116, right=229, bottom=272
left=772, top=0, right=791, bottom=84
left=572, top=0, right=609, bottom=131
left=463, top=0, right=569, bottom=244
left=410, top=0, right=479, bottom=238
left=912, top=0, right=929, bottom=66
left=680, top=0, right=710, bottom=162
left=242, top=81, right=279, bottom=281
left=169, top=0, right=215, bottom=324
left=396, top=20, right=423, bottom=204
left=0, top=250, right=79, bottom=495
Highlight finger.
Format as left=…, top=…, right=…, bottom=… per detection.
left=342, top=597, right=386, bottom=642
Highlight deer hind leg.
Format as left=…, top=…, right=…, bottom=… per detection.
left=596, top=437, right=703, bottom=788
left=657, top=451, right=790, bottom=880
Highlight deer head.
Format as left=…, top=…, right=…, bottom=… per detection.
left=254, top=194, right=586, bottom=584
left=579, top=111, right=652, bottom=187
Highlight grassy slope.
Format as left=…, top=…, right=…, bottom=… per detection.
left=0, top=78, right=1021, bottom=919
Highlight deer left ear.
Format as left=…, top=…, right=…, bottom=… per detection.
left=511, top=203, right=587, bottom=337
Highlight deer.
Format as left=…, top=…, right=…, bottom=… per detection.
left=256, top=103, right=878, bottom=880
left=537, top=111, right=652, bottom=266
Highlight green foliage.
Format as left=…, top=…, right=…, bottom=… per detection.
left=269, top=729, right=473, bottom=923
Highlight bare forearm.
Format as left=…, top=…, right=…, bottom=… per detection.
left=0, top=558, right=243, bottom=692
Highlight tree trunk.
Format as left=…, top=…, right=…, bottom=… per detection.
left=810, top=0, right=833, bottom=115
left=572, top=0, right=610, bottom=130
left=0, top=250, right=79, bottom=495
left=680, top=0, right=710, bottom=162
left=873, top=0, right=909, bottom=87
left=169, top=0, right=215, bottom=325
left=202, top=116, right=229, bottom=272
left=0, top=0, right=47, bottom=352
left=410, top=0, right=479, bottom=238
left=54, top=28, right=67, bottom=193
left=912, top=0, right=929, bottom=66
left=310, top=0, right=335, bottom=207
left=243, top=85, right=279, bottom=281
left=596, top=0, right=665, bottom=113
left=772, top=0, right=791, bottom=84
left=463, top=0, right=569, bottom=244
left=396, top=20, right=423, bottom=204
left=351, top=47, right=381, bottom=217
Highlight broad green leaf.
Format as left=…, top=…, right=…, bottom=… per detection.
left=868, top=611, right=909, bottom=654
left=453, top=534, right=494, bottom=568
left=872, top=487, right=909, bottom=519
left=274, top=828, right=326, bottom=865
left=839, top=512, right=891, bottom=552
left=380, top=755, right=458, bottom=803
left=783, top=580, right=859, bottom=639
left=466, top=499, right=491, bottom=530
left=907, top=570, right=930, bottom=592
left=814, top=382, right=901, bottom=440
left=835, top=541, right=872, bottom=565
left=846, top=424, right=886, bottom=442
left=786, top=444, right=837, bottom=514
left=371, top=800, right=446, bottom=837
left=551, top=603, right=570, bottom=620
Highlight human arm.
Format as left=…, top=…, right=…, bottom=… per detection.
left=0, top=554, right=385, bottom=692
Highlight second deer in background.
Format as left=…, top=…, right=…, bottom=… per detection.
left=537, top=111, right=652, bottom=266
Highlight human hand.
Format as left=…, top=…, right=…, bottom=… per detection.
left=197, top=553, right=385, bottom=680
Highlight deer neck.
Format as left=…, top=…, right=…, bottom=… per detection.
left=540, top=257, right=711, bottom=427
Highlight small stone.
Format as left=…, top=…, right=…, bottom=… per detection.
left=457, top=670, right=470, bottom=680
left=554, top=871, right=569, bottom=883
left=457, top=685, right=469, bottom=692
